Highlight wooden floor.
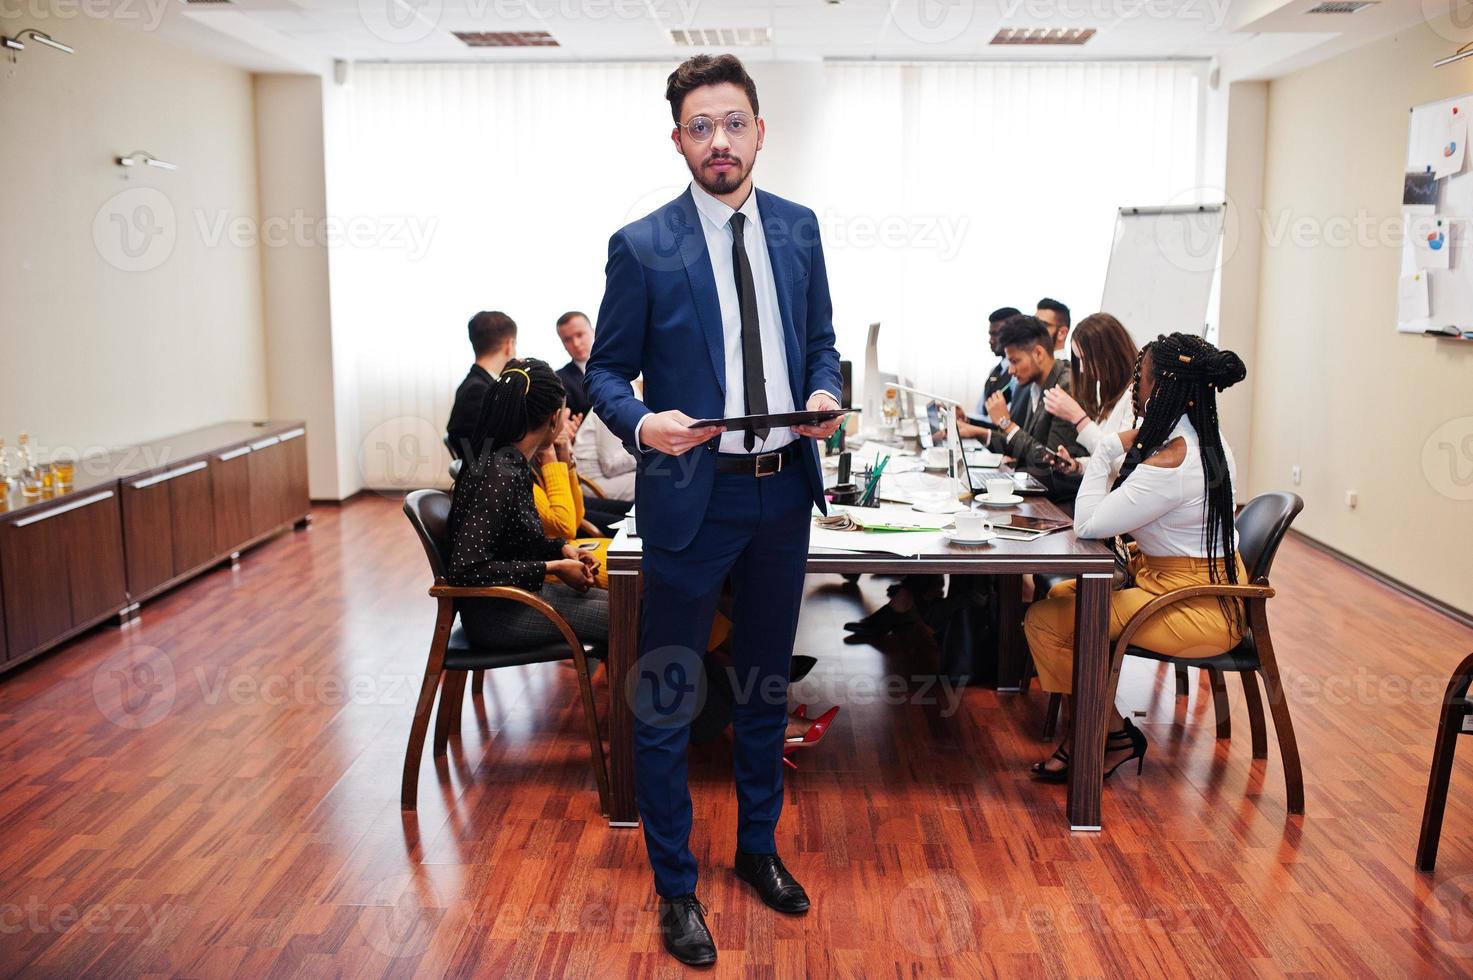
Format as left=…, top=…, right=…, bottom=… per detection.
left=2, top=494, right=1472, bottom=977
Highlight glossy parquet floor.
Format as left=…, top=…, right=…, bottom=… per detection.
left=2, top=493, right=1472, bottom=978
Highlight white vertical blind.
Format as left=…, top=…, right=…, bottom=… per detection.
left=329, top=60, right=1204, bottom=488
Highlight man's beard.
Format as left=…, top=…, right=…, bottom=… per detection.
left=689, top=151, right=750, bottom=196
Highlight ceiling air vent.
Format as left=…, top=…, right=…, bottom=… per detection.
left=990, top=27, right=1096, bottom=45
left=179, top=0, right=236, bottom=6
left=453, top=31, right=559, bottom=47
left=1305, top=1, right=1377, bottom=11
left=669, top=27, right=772, bottom=47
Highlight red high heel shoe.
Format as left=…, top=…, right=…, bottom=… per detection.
left=783, top=705, right=839, bottom=769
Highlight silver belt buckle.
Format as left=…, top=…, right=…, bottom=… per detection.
left=754, top=451, right=783, bottom=477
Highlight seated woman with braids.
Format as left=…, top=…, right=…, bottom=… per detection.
left=446, top=358, right=608, bottom=649
left=1023, top=332, right=1248, bottom=782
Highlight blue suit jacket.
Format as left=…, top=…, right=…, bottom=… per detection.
left=585, top=187, right=843, bottom=552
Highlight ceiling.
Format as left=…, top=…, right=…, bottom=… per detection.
left=77, top=0, right=1471, bottom=78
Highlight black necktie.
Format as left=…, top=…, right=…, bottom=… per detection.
left=729, top=213, right=768, bottom=450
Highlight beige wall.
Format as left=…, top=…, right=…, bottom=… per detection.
left=0, top=12, right=267, bottom=462
left=1218, top=80, right=1269, bottom=491
left=1254, top=17, right=1473, bottom=613
left=254, top=74, right=349, bottom=499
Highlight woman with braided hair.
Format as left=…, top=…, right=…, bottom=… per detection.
left=446, top=358, right=608, bottom=649
left=1023, top=332, right=1249, bottom=782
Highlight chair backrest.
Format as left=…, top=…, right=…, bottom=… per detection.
left=1235, top=491, right=1304, bottom=582
left=403, top=488, right=453, bottom=581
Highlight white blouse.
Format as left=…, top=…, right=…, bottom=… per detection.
left=1074, top=388, right=1137, bottom=455
left=1073, top=416, right=1237, bottom=558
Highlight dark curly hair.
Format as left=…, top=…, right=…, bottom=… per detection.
left=666, top=54, right=759, bottom=124
left=1117, top=333, right=1247, bottom=611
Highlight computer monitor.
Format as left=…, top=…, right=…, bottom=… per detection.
left=921, top=400, right=948, bottom=449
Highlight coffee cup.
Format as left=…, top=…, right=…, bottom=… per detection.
left=985, top=478, right=1015, bottom=501
left=953, top=511, right=992, bottom=539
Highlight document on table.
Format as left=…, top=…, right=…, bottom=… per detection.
left=809, top=527, right=937, bottom=557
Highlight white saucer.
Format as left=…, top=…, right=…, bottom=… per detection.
left=976, top=494, right=1024, bottom=507
left=943, top=527, right=997, bottom=545
left=911, top=499, right=966, bottom=514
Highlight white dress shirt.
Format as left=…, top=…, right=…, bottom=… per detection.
left=634, top=182, right=836, bottom=455
left=1003, top=383, right=1042, bottom=447
left=574, top=409, right=637, bottom=501
left=1073, top=416, right=1238, bottom=558
left=689, top=182, right=799, bottom=453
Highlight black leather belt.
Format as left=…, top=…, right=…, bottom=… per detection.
left=714, top=443, right=798, bottom=477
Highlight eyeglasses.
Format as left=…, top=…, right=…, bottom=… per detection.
left=677, top=111, right=754, bottom=143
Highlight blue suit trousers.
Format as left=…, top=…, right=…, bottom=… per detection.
left=632, top=462, right=812, bottom=898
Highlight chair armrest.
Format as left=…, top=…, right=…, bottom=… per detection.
left=428, top=582, right=583, bottom=652
left=1113, top=582, right=1274, bottom=661
left=578, top=473, right=607, bottom=499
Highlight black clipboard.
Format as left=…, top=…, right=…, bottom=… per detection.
left=687, top=408, right=852, bottom=431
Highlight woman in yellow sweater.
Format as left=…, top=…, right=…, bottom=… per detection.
left=528, top=406, right=835, bottom=757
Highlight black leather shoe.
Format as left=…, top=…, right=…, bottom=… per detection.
left=657, top=895, right=716, bottom=966
left=842, top=605, right=913, bottom=636
left=734, top=851, right=810, bottom=914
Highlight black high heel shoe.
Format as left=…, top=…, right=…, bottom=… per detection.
left=1029, top=718, right=1148, bottom=784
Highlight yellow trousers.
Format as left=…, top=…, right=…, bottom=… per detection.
left=1023, top=553, right=1246, bottom=695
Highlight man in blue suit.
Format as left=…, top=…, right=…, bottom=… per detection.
left=585, top=54, right=844, bottom=966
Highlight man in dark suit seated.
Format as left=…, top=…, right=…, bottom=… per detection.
left=976, top=305, right=1021, bottom=415
left=958, top=315, right=1084, bottom=467
left=552, top=310, right=634, bottom=529
left=446, top=310, right=517, bottom=460
left=554, top=311, right=594, bottom=419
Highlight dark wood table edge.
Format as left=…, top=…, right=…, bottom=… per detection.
left=603, top=547, right=1115, bottom=832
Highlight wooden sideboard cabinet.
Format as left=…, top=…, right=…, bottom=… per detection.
left=0, top=487, right=127, bottom=665
left=1, top=420, right=311, bottom=674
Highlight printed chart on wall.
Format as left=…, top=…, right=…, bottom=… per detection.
left=1400, top=94, right=1473, bottom=337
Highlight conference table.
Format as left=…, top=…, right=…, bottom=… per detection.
left=600, top=491, right=1118, bottom=832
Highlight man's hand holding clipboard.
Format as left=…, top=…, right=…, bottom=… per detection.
left=687, top=392, right=849, bottom=440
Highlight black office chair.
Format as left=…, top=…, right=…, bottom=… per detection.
left=1099, top=491, right=1306, bottom=813
left=1417, top=651, right=1473, bottom=871
left=400, top=489, right=609, bottom=814
left=443, top=434, right=463, bottom=482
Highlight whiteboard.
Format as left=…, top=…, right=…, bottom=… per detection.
left=1398, top=93, right=1473, bottom=335
left=1100, top=205, right=1224, bottom=347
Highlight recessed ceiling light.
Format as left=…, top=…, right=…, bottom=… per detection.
left=990, top=27, right=1096, bottom=45
left=453, top=31, right=559, bottom=47
left=669, top=27, right=772, bottom=47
